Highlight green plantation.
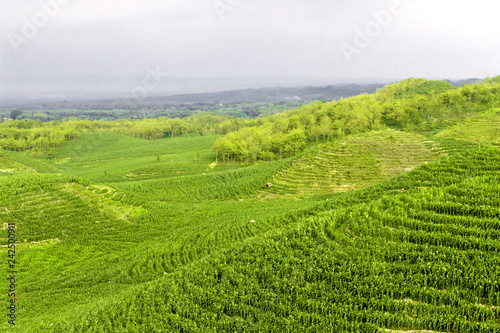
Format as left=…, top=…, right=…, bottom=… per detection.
left=263, top=129, right=444, bottom=198
left=1, top=78, right=500, bottom=332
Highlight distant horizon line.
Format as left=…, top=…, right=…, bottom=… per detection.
left=0, top=75, right=488, bottom=80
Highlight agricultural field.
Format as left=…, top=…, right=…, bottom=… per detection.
left=51, top=133, right=241, bottom=182
left=264, top=129, right=445, bottom=198
left=61, top=144, right=500, bottom=332
left=0, top=79, right=500, bottom=332
left=436, top=108, right=500, bottom=147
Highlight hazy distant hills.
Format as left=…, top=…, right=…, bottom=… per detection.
left=446, top=78, right=483, bottom=87
left=148, top=83, right=386, bottom=104
left=0, top=76, right=385, bottom=107
left=0, top=82, right=387, bottom=111
left=0, top=77, right=484, bottom=111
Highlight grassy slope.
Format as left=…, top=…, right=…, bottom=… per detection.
left=264, top=129, right=444, bottom=198
left=52, top=132, right=242, bottom=182
left=0, top=133, right=318, bottom=332
left=0, top=111, right=499, bottom=331
left=36, top=141, right=500, bottom=332
left=436, top=108, right=500, bottom=147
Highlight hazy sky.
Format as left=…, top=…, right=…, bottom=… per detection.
left=1, top=0, right=499, bottom=96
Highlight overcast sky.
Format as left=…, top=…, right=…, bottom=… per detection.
left=1, top=0, right=499, bottom=97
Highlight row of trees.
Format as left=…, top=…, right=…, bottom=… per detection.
left=212, top=126, right=307, bottom=163
left=0, top=114, right=252, bottom=151
left=0, top=125, right=80, bottom=151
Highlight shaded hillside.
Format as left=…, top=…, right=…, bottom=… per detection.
left=157, top=83, right=385, bottom=104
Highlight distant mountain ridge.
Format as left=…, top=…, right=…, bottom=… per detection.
left=446, top=78, right=483, bottom=87
left=0, top=78, right=487, bottom=111
left=0, top=83, right=386, bottom=111
left=150, top=83, right=385, bottom=104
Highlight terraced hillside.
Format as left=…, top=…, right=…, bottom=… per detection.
left=264, top=129, right=444, bottom=198
left=0, top=134, right=321, bottom=332
left=1, top=85, right=500, bottom=331
left=42, top=143, right=500, bottom=332
left=436, top=108, right=500, bottom=147
left=0, top=150, right=60, bottom=174
left=0, top=174, right=138, bottom=244
left=0, top=156, right=36, bottom=176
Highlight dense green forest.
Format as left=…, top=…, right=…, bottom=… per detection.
left=1, top=77, right=500, bottom=332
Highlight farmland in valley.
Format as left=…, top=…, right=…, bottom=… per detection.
left=1, top=78, right=500, bottom=332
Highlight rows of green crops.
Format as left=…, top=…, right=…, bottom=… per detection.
left=266, top=128, right=442, bottom=198
left=1, top=116, right=500, bottom=332
left=0, top=150, right=319, bottom=331
left=40, top=143, right=500, bottom=332
left=111, top=157, right=298, bottom=203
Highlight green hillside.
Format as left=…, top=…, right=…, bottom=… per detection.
left=436, top=108, right=500, bottom=147
left=5, top=138, right=497, bottom=332
left=399, top=80, right=458, bottom=97
left=1, top=78, right=500, bottom=332
left=51, top=132, right=241, bottom=183
left=264, top=129, right=444, bottom=198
